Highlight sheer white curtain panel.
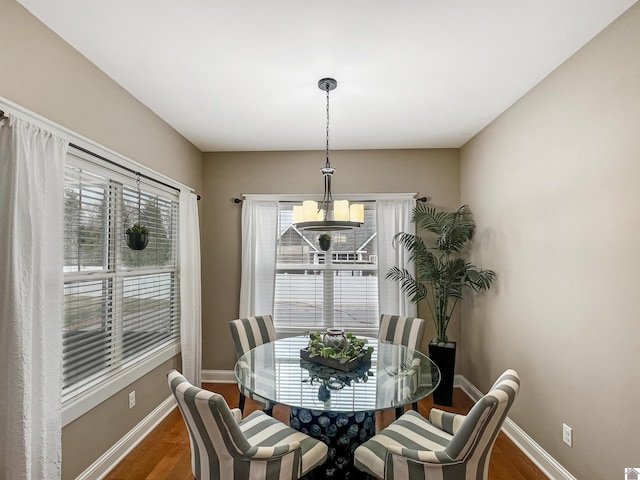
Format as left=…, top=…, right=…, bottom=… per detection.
left=376, top=196, right=417, bottom=317
left=0, top=116, right=68, bottom=478
left=179, top=191, right=202, bottom=386
left=239, top=198, right=278, bottom=318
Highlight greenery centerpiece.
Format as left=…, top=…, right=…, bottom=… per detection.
left=301, top=331, right=373, bottom=372
left=386, top=203, right=496, bottom=405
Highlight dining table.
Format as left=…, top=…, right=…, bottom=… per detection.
left=234, top=335, right=441, bottom=479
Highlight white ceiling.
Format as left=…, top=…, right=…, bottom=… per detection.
left=17, top=0, right=637, bottom=152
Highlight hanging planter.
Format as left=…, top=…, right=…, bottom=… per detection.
left=125, top=223, right=149, bottom=250
left=318, top=233, right=332, bottom=251
left=124, top=173, right=150, bottom=251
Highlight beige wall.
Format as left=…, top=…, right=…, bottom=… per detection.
left=201, top=149, right=460, bottom=370
left=1, top=1, right=204, bottom=478
left=460, top=3, right=640, bottom=478
left=0, top=0, right=203, bottom=192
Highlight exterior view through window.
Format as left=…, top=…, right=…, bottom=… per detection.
left=274, top=202, right=379, bottom=335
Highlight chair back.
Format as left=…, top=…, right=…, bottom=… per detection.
left=378, top=314, right=426, bottom=351
left=445, top=369, right=520, bottom=474
left=229, top=314, right=276, bottom=359
left=167, top=370, right=251, bottom=479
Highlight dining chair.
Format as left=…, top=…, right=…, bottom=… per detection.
left=229, top=314, right=277, bottom=414
left=378, top=314, right=426, bottom=417
left=168, top=370, right=328, bottom=480
left=353, top=369, right=520, bottom=480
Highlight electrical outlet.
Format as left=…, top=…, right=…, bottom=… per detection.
left=128, top=391, right=136, bottom=409
left=562, top=423, right=572, bottom=447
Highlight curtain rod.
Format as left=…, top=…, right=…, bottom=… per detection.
left=1, top=110, right=200, bottom=201
left=232, top=196, right=429, bottom=204
left=70, top=143, right=201, bottom=200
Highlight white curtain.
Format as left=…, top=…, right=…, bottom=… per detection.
left=239, top=198, right=279, bottom=318
left=0, top=116, right=67, bottom=479
left=377, top=196, right=417, bottom=317
left=179, top=191, right=202, bottom=386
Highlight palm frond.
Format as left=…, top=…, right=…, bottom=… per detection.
left=465, top=267, right=496, bottom=292
left=386, top=267, right=428, bottom=303
left=412, top=204, right=451, bottom=236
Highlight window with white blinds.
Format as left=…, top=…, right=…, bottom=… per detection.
left=63, top=156, right=180, bottom=402
left=274, top=202, right=379, bottom=335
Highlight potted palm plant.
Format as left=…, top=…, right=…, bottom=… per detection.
left=387, top=204, right=495, bottom=406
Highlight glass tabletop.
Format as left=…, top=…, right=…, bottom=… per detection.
left=234, top=335, right=440, bottom=413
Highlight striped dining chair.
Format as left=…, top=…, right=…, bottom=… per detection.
left=229, top=315, right=277, bottom=414
left=378, top=314, right=426, bottom=417
left=168, top=370, right=328, bottom=480
left=353, top=369, right=520, bottom=480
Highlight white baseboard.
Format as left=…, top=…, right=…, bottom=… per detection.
left=76, top=395, right=176, bottom=480
left=202, top=369, right=237, bottom=383
left=455, top=375, right=576, bottom=480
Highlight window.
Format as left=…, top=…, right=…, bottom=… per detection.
left=62, top=152, right=180, bottom=403
left=274, top=202, right=379, bottom=335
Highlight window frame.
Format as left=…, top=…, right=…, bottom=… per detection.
left=62, top=149, right=181, bottom=426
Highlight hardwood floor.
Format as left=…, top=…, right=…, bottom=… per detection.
left=105, top=384, right=548, bottom=480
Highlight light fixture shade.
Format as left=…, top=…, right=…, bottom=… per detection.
left=334, top=200, right=349, bottom=221
left=350, top=203, right=365, bottom=223
left=303, top=201, right=318, bottom=221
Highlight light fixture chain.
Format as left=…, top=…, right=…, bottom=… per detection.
left=325, top=82, right=330, bottom=167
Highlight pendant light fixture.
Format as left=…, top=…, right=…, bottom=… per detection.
left=293, top=78, right=364, bottom=231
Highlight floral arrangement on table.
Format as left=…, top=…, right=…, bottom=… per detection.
left=306, top=331, right=373, bottom=364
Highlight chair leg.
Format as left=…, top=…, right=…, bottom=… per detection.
left=412, top=402, right=418, bottom=412
left=264, top=406, right=273, bottom=416
left=239, top=392, right=246, bottom=414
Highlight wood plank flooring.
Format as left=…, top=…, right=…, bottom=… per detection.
left=105, top=384, right=548, bottom=480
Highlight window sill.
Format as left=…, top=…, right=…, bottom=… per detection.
left=61, top=341, right=181, bottom=427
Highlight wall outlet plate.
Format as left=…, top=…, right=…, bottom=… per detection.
left=562, top=423, right=572, bottom=447
left=128, top=391, right=136, bottom=409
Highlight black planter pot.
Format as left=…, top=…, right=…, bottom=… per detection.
left=428, top=340, right=456, bottom=407
left=318, top=237, right=331, bottom=251
left=126, top=232, right=149, bottom=250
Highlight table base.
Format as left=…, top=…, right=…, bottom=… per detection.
left=291, top=407, right=375, bottom=479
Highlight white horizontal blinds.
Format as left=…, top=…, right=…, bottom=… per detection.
left=63, top=279, right=114, bottom=391
left=64, top=165, right=110, bottom=273
left=274, top=203, right=379, bottom=334
left=63, top=166, right=114, bottom=394
left=62, top=158, right=180, bottom=402
left=121, top=273, right=179, bottom=362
